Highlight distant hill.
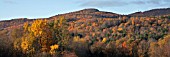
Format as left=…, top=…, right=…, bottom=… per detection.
left=130, top=8, right=170, bottom=16
left=1, top=8, right=170, bottom=30
left=0, top=18, right=34, bottom=30
left=49, top=8, right=121, bottom=20
left=0, top=8, right=121, bottom=30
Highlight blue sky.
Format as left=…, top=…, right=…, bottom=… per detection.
left=0, top=0, right=170, bottom=20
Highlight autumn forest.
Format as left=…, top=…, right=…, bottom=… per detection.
left=1, top=8, right=170, bottom=57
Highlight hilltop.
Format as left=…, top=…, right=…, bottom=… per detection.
left=130, top=8, right=170, bottom=16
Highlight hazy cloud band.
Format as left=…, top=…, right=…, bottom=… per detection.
left=79, top=0, right=170, bottom=8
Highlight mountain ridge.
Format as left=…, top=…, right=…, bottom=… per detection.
left=1, top=8, right=170, bottom=21
left=129, top=8, right=170, bottom=16
left=0, top=8, right=170, bottom=30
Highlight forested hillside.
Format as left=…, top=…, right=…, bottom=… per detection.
left=0, top=8, right=170, bottom=57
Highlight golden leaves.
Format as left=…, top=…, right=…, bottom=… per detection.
left=20, top=37, right=35, bottom=53
left=50, top=44, right=59, bottom=55
left=92, top=22, right=97, bottom=26
left=14, top=17, right=68, bottom=55
left=118, top=27, right=123, bottom=31
left=50, top=44, right=59, bottom=51
left=73, top=36, right=80, bottom=42
left=29, top=19, right=49, bottom=37
left=131, top=17, right=135, bottom=25
left=73, top=36, right=86, bottom=43
left=23, top=22, right=29, bottom=32
left=102, top=38, right=107, bottom=43
left=21, top=40, right=29, bottom=51
left=112, top=27, right=117, bottom=33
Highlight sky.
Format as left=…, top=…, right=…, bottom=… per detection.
left=0, top=0, right=170, bottom=20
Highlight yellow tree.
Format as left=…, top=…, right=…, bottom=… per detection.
left=14, top=17, right=69, bottom=55
left=28, top=19, right=53, bottom=52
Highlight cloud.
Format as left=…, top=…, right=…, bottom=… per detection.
left=131, top=0, right=163, bottom=5
left=79, top=0, right=170, bottom=8
left=2, top=0, right=17, bottom=4
left=131, top=0, right=170, bottom=7
left=79, top=0, right=128, bottom=8
left=164, top=0, right=170, bottom=2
